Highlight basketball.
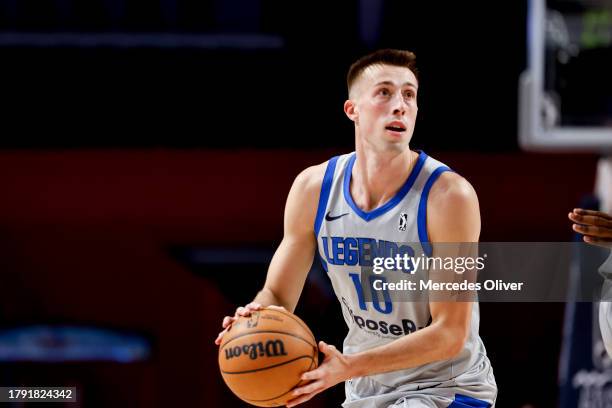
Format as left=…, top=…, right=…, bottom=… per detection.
left=218, top=307, right=318, bottom=407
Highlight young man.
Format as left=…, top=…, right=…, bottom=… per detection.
left=216, top=49, right=497, bottom=407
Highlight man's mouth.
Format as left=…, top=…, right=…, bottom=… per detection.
left=386, top=126, right=406, bottom=132
left=385, top=122, right=406, bottom=132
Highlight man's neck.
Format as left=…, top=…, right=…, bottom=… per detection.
left=351, top=146, right=418, bottom=212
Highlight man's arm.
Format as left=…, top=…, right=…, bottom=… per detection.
left=288, top=172, right=479, bottom=406
left=252, top=164, right=326, bottom=312
left=215, top=163, right=325, bottom=345
left=349, top=172, right=479, bottom=372
left=569, top=209, right=612, bottom=355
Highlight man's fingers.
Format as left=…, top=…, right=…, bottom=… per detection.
left=245, top=302, right=262, bottom=311
left=292, top=380, right=324, bottom=396
left=285, top=391, right=318, bottom=408
left=569, top=212, right=612, bottom=228
left=573, top=223, right=612, bottom=238
left=234, top=303, right=264, bottom=318
left=215, top=328, right=228, bottom=345
left=222, top=316, right=235, bottom=328
left=318, top=341, right=338, bottom=357
left=573, top=208, right=612, bottom=221
left=573, top=208, right=612, bottom=220
left=301, top=367, right=323, bottom=381
left=236, top=306, right=253, bottom=317
left=584, top=236, right=612, bottom=243
left=583, top=235, right=612, bottom=249
left=286, top=381, right=325, bottom=407
left=218, top=302, right=265, bottom=344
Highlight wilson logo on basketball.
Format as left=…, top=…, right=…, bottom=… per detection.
left=224, top=339, right=288, bottom=361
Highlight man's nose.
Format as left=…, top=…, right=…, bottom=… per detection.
left=392, top=93, right=406, bottom=116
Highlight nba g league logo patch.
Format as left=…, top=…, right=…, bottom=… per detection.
left=399, top=212, right=408, bottom=231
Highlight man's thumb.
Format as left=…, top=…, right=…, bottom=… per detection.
left=319, top=340, right=335, bottom=355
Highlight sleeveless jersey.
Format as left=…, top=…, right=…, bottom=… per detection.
left=314, top=151, right=497, bottom=404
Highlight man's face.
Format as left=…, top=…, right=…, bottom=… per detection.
left=345, top=64, right=418, bottom=152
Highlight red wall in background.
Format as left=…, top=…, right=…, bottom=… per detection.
left=0, top=149, right=598, bottom=238
left=0, top=149, right=599, bottom=407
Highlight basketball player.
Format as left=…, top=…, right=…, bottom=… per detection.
left=569, top=208, right=612, bottom=357
left=216, top=49, right=497, bottom=407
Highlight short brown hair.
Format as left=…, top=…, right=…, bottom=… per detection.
left=346, top=49, right=418, bottom=93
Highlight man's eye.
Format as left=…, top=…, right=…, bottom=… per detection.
left=378, top=89, right=390, bottom=96
left=403, top=91, right=414, bottom=99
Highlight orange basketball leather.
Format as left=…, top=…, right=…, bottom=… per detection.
left=219, top=308, right=318, bottom=407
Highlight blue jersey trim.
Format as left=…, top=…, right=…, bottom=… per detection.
left=417, top=165, right=452, bottom=257
left=448, top=393, right=491, bottom=408
left=314, top=156, right=339, bottom=237
left=342, top=151, right=427, bottom=222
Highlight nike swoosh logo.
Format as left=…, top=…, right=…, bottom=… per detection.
left=325, top=211, right=349, bottom=221
left=417, top=382, right=443, bottom=391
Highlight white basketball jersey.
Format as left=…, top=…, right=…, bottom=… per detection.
left=314, top=151, right=497, bottom=404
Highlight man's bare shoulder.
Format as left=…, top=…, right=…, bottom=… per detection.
left=429, top=172, right=478, bottom=208
left=284, top=161, right=331, bottom=233
left=291, top=161, right=328, bottom=197
left=427, top=171, right=480, bottom=242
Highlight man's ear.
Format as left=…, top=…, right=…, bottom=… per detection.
left=344, top=99, right=358, bottom=123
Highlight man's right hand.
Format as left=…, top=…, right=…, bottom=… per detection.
left=214, top=302, right=263, bottom=346
left=569, top=208, right=612, bottom=249
left=214, top=303, right=291, bottom=345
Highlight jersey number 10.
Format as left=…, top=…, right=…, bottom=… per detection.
left=349, top=273, right=393, bottom=314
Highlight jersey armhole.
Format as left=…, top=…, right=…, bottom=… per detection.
left=314, top=156, right=339, bottom=238
left=417, top=166, right=453, bottom=257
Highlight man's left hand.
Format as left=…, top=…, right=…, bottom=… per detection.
left=286, top=341, right=352, bottom=407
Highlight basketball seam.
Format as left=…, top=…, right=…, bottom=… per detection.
left=242, top=351, right=318, bottom=404
left=243, top=377, right=302, bottom=403
left=220, top=329, right=316, bottom=349
left=242, top=357, right=316, bottom=403
left=265, top=308, right=315, bottom=340
left=221, top=354, right=313, bottom=375
left=226, top=340, right=318, bottom=405
left=240, top=340, right=316, bottom=402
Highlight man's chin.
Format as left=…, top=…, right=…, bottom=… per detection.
left=377, top=140, right=410, bottom=154
left=382, top=134, right=410, bottom=147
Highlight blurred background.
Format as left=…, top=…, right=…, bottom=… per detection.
left=0, top=0, right=610, bottom=406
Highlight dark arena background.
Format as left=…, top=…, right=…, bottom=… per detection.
left=0, top=0, right=610, bottom=407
